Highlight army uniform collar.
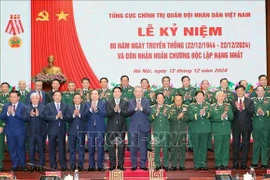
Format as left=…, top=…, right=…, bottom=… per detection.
left=182, top=85, right=192, bottom=90
left=162, top=87, right=171, bottom=91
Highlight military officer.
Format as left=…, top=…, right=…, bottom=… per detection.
left=251, top=75, right=270, bottom=98
left=141, top=78, right=156, bottom=152
left=239, top=80, right=252, bottom=98
left=0, top=102, right=4, bottom=171
left=251, top=86, right=270, bottom=168
left=78, top=77, right=92, bottom=103
left=187, top=91, right=211, bottom=171
left=210, top=91, right=233, bottom=170
left=170, top=95, right=188, bottom=171
left=156, top=76, right=177, bottom=105
left=118, top=75, right=134, bottom=151
left=150, top=93, right=171, bottom=171
left=178, top=76, right=196, bottom=152
left=214, top=78, right=235, bottom=103
left=201, top=80, right=215, bottom=152
left=18, top=80, right=28, bottom=104
left=62, top=81, right=78, bottom=105
left=98, top=77, right=113, bottom=101
left=0, top=82, right=10, bottom=104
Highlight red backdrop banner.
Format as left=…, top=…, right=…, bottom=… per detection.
left=31, top=0, right=100, bottom=90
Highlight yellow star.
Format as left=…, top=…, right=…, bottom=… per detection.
left=55, top=10, right=69, bottom=21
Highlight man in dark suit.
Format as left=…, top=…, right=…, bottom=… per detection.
left=231, top=85, right=254, bottom=169
left=0, top=91, right=28, bottom=171
left=128, top=86, right=151, bottom=171
left=67, top=93, right=87, bottom=171
left=46, top=79, right=61, bottom=103
left=106, top=87, right=129, bottom=171
left=43, top=90, right=71, bottom=171
left=26, top=80, right=47, bottom=105
left=23, top=92, right=46, bottom=172
left=82, top=90, right=107, bottom=171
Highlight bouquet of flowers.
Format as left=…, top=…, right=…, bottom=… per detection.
left=31, top=73, right=67, bottom=84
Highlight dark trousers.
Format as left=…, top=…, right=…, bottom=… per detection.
left=7, top=134, right=26, bottom=168
left=232, top=130, right=251, bottom=166
left=48, top=134, right=66, bottom=169
left=88, top=132, right=105, bottom=168
left=69, top=134, right=85, bottom=168
left=107, top=131, right=125, bottom=167
left=0, top=133, right=4, bottom=168
left=28, top=135, right=45, bottom=166
left=129, top=131, right=148, bottom=168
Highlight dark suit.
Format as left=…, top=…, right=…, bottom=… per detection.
left=43, top=102, right=71, bottom=169
left=67, top=104, right=87, bottom=169
left=82, top=100, right=107, bottom=168
left=128, top=97, right=151, bottom=168
left=106, top=99, right=129, bottom=167
left=0, top=102, right=27, bottom=168
left=26, top=90, right=47, bottom=105
left=23, top=104, right=46, bottom=166
left=231, top=97, right=254, bottom=167
left=46, top=91, right=54, bottom=103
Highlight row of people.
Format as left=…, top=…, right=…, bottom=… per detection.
left=0, top=74, right=269, bottom=172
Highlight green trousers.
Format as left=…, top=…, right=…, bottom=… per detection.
left=170, top=132, right=186, bottom=167
left=213, top=134, right=230, bottom=167
left=191, top=133, right=209, bottom=168
left=252, top=129, right=269, bottom=165
left=207, top=133, right=213, bottom=149
left=153, top=131, right=169, bottom=168
left=187, top=126, right=192, bottom=148
left=0, top=132, right=4, bottom=169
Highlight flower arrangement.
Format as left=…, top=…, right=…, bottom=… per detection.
left=31, top=73, right=67, bottom=84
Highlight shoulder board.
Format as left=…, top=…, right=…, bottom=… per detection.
left=76, top=88, right=82, bottom=91
left=251, top=97, right=256, bottom=100
left=211, top=103, right=216, bottom=106
left=204, top=102, right=210, bottom=105
left=62, top=91, right=67, bottom=93
left=224, top=103, right=230, bottom=106
left=189, top=102, right=195, bottom=106
left=150, top=105, right=156, bottom=108
left=165, top=104, right=171, bottom=107
left=182, top=104, right=189, bottom=107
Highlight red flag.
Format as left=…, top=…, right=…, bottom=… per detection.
left=31, top=0, right=100, bottom=90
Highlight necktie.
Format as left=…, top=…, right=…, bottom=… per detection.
left=38, top=91, right=42, bottom=102
left=239, top=99, right=243, bottom=112
left=21, top=91, right=24, bottom=96
left=13, top=104, right=16, bottom=112
left=57, top=103, right=60, bottom=112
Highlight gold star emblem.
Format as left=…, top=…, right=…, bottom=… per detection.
left=55, top=10, right=69, bottom=21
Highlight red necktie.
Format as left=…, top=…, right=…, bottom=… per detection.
left=38, top=91, right=42, bottom=102
left=239, top=99, right=243, bottom=112
left=13, top=105, right=16, bottom=112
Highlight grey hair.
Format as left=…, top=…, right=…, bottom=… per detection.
left=30, top=92, right=40, bottom=99
left=215, top=91, right=225, bottom=99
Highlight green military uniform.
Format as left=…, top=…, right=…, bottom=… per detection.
left=214, top=88, right=235, bottom=103
left=62, top=91, right=78, bottom=105
left=19, top=91, right=28, bottom=104
left=251, top=97, right=270, bottom=166
left=202, top=90, right=215, bottom=150
left=77, top=88, right=92, bottom=103
left=170, top=104, right=189, bottom=169
left=143, top=89, right=156, bottom=151
left=155, top=87, right=177, bottom=105
left=98, top=88, right=113, bottom=152
left=0, top=93, right=9, bottom=152
left=210, top=102, right=233, bottom=167
left=178, top=86, right=196, bottom=149
left=0, top=93, right=9, bottom=104
left=187, top=102, right=211, bottom=168
left=150, top=104, right=172, bottom=168
left=118, top=85, right=134, bottom=149
left=0, top=103, right=5, bottom=170
left=251, top=86, right=270, bottom=98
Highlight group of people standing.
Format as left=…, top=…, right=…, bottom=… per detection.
left=0, top=74, right=269, bottom=173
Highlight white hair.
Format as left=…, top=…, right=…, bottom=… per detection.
left=30, top=92, right=40, bottom=99
left=18, top=80, right=26, bottom=85
left=215, top=91, right=225, bottom=99
left=134, top=86, right=143, bottom=92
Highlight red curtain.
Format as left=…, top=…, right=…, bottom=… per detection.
left=31, top=0, right=100, bottom=90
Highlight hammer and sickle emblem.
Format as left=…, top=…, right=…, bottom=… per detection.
left=36, top=10, right=49, bottom=21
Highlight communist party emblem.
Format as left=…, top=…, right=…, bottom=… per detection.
left=5, top=14, right=24, bottom=48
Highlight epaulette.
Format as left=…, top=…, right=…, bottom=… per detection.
left=211, top=103, right=216, bottom=106
left=189, top=102, right=195, bottom=106
left=224, top=102, right=230, bottom=106
left=204, top=102, right=211, bottom=105
left=150, top=105, right=156, bottom=108
left=165, top=104, right=171, bottom=107
left=251, top=97, right=256, bottom=100
left=183, top=104, right=189, bottom=107
left=62, top=91, right=67, bottom=93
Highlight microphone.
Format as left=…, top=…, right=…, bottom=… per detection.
left=27, top=163, right=57, bottom=171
